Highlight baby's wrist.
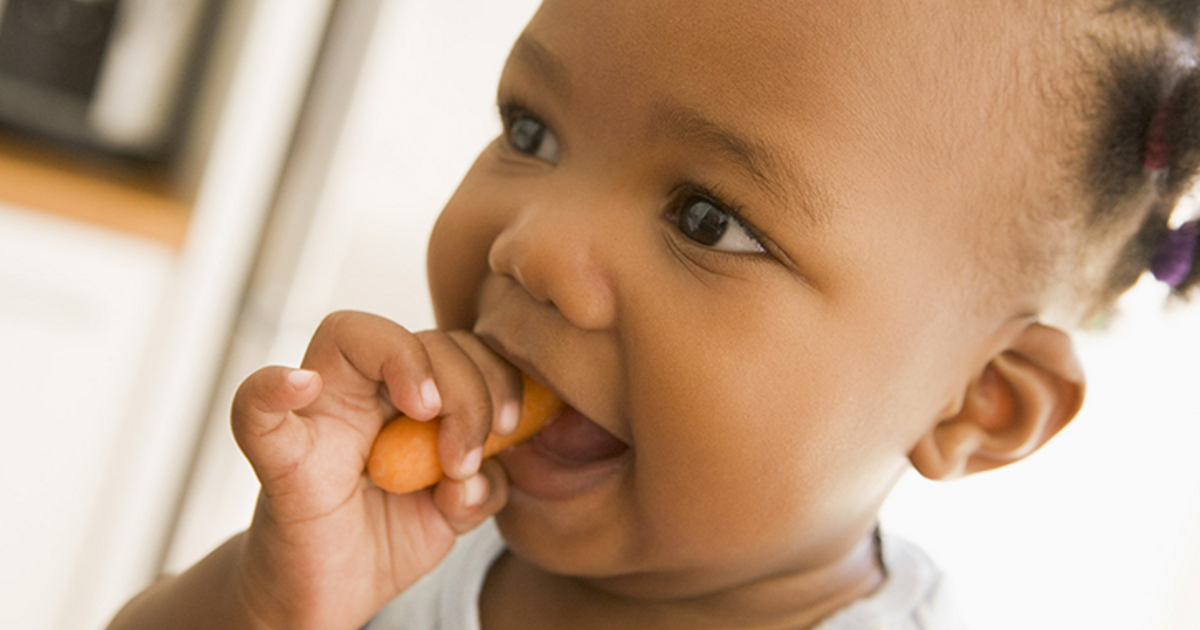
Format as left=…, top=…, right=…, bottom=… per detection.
left=230, top=530, right=309, bottom=630
left=203, top=532, right=285, bottom=630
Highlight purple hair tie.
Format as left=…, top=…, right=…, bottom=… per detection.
left=1151, top=221, right=1198, bottom=288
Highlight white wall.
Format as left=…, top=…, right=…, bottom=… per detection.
left=0, top=205, right=173, bottom=630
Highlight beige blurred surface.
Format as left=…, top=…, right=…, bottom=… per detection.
left=0, top=131, right=189, bottom=247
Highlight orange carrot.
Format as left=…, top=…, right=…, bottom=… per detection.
left=367, top=374, right=564, bottom=494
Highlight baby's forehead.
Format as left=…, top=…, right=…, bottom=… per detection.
left=529, top=1, right=1086, bottom=184
left=527, top=0, right=1088, bottom=137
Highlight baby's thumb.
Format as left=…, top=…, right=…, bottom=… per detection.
left=231, top=366, right=323, bottom=483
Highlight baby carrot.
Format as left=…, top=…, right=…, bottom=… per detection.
left=367, top=374, right=564, bottom=494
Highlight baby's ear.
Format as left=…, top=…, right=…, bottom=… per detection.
left=909, top=322, right=1085, bottom=480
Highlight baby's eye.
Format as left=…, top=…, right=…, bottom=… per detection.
left=505, top=112, right=560, bottom=164
left=674, top=196, right=764, bottom=253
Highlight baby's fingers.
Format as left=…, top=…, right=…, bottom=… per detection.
left=231, top=366, right=323, bottom=484
left=431, top=459, right=509, bottom=535
left=448, top=331, right=523, bottom=438
left=414, top=331, right=520, bottom=482
left=304, top=311, right=443, bottom=423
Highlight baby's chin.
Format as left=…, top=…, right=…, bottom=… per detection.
left=494, top=510, right=617, bottom=576
left=492, top=509, right=787, bottom=603
left=490, top=459, right=647, bottom=582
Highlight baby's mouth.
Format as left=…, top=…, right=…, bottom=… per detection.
left=497, top=396, right=631, bottom=502
left=472, top=327, right=630, bottom=488
left=532, top=405, right=629, bottom=465
left=473, top=329, right=630, bottom=456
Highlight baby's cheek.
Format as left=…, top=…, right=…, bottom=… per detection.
left=631, top=405, right=827, bottom=559
left=427, top=170, right=507, bottom=328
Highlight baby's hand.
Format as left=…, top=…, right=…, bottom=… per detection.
left=230, top=311, right=518, bottom=630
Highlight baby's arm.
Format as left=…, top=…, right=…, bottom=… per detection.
left=107, top=312, right=517, bottom=630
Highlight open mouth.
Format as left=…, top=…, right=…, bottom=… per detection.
left=498, top=402, right=631, bottom=502
left=472, top=330, right=630, bottom=499
left=532, top=405, right=629, bottom=465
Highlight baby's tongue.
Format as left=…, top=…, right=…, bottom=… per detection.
left=535, top=407, right=628, bottom=465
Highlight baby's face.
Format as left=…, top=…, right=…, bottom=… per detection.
left=428, top=0, right=1079, bottom=597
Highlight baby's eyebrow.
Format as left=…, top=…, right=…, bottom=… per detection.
left=511, top=34, right=571, bottom=100
left=656, top=104, right=831, bottom=227
left=509, top=33, right=831, bottom=227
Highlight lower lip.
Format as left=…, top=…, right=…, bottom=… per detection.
left=496, top=425, right=631, bottom=502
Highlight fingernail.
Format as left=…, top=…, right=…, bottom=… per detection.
left=498, top=402, right=520, bottom=434
left=460, top=447, right=483, bottom=478
left=287, top=369, right=317, bottom=388
left=420, top=379, right=441, bottom=413
left=463, top=474, right=488, bottom=507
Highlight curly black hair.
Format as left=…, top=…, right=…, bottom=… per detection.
left=1083, top=0, right=1200, bottom=316
left=1115, top=0, right=1200, bottom=34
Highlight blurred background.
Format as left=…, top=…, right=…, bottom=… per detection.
left=0, top=1, right=1195, bottom=629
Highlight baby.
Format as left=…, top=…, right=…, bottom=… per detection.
left=108, top=0, right=1200, bottom=629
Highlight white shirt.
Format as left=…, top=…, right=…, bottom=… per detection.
left=369, top=520, right=964, bottom=629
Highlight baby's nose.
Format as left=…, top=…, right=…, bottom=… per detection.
left=487, top=204, right=616, bottom=331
